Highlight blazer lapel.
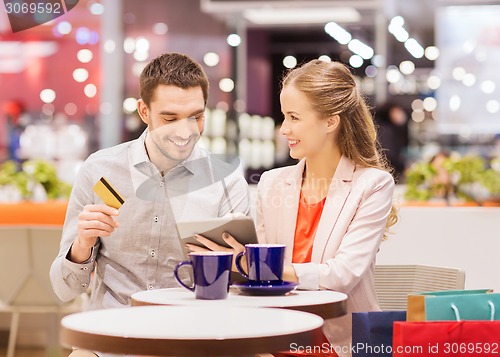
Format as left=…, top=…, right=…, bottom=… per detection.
left=311, top=155, right=354, bottom=262
left=280, top=160, right=304, bottom=264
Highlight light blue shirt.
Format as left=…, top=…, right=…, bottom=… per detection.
left=50, top=130, right=250, bottom=310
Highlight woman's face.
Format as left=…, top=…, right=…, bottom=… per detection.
left=279, top=85, right=333, bottom=160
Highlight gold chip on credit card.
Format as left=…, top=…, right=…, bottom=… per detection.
left=92, top=177, right=125, bottom=209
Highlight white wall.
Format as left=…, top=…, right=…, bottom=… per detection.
left=377, top=206, right=500, bottom=292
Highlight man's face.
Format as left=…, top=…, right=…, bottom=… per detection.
left=138, top=84, right=205, bottom=170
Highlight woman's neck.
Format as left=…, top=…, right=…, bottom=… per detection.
left=301, top=148, right=341, bottom=203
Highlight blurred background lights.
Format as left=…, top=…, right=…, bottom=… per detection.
left=133, top=50, right=149, bottom=62
left=423, top=97, right=438, bottom=112
left=386, top=66, right=402, bottom=83
left=73, top=68, right=89, bottom=83
left=123, top=37, right=135, bottom=53
left=388, top=16, right=409, bottom=43
left=135, top=37, right=150, bottom=52
left=152, top=22, right=168, bottom=35
left=40, top=89, right=56, bottom=103
left=371, top=55, right=385, bottom=68
left=462, top=73, right=476, bottom=87
left=203, top=52, right=220, bottom=67
left=227, top=34, right=241, bottom=47
left=134, top=38, right=150, bottom=61
left=347, top=39, right=374, bottom=59
left=404, top=38, right=424, bottom=58
left=103, top=40, right=116, bottom=53
left=481, top=80, right=496, bottom=94
left=365, top=65, right=377, bottom=78
left=56, top=21, right=72, bottom=35
left=318, top=55, right=331, bottom=62
left=77, top=49, right=93, bottom=63
left=427, top=75, right=441, bottom=90
left=41, top=103, right=55, bottom=116
left=390, top=16, right=404, bottom=27
left=486, top=100, right=500, bottom=114
left=123, top=97, right=138, bottom=114
left=399, top=60, right=415, bottom=75
left=219, top=78, right=234, bottom=92
left=349, top=54, right=363, bottom=68
left=449, top=95, right=461, bottom=112
left=84, top=84, right=97, bottom=98
left=88, top=31, right=99, bottom=45
left=411, top=99, right=424, bottom=111
left=411, top=110, right=425, bottom=123
left=64, top=103, right=78, bottom=116
left=132, top=62, right=147, bottom=77
left=324, top=21, right=352, bottom=45
left=75, top=27, right=92, bottom=45
left=283, top=55, right=297, bottom=69
left=463, top=41, right=476, bottom=54
left=424, top=46, right=440, bottom=60
left=452, top=67, right=466, bottom=81
left=89, top=2, right=104, bottom=15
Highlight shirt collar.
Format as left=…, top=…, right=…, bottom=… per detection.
left=129, top=128, right=208, bottom=175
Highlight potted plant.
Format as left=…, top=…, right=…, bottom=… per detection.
left=403, top=160, right=448, bottom=206
left=0, top=159, right=71, bottom=202
left=0, top=160, right=28, bottom=202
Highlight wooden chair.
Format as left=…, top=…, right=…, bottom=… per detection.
left=374, top=264, right=466, bottom=311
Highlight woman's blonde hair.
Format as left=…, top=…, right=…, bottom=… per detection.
left=282, top=59, right=398, bottom=237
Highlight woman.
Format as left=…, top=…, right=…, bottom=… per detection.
left=192, top=59, right=397, bottom=356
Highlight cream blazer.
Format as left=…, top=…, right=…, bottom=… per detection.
left=256, top=155, right=394, bottom=356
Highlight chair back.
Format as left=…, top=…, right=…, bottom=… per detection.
left=374, top=264, right=466, bottom=310
left=0, top=226, right=65, bottom=307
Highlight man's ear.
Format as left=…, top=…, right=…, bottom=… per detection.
left=137, top=99, right=150, bottom=125
left=326, top=114, right=340, bottom=133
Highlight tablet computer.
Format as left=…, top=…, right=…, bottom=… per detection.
left=176, top=215, right=258, bottom=249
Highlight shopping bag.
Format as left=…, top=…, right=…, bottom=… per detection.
left=352, top=311, right=406, bottom=357
left=393, top=320, right=500, bottom=357
left=406, top=289, right=498, bottom=321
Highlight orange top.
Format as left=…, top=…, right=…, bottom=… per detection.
left=292, top=193, right=326, bottom=263
left=0, top=201, right=68, bottom=226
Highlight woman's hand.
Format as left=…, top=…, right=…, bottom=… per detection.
left=186, top=232, right=246, bottom=273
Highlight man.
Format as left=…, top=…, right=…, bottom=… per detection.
left=50, top=53, right=250, bottom=311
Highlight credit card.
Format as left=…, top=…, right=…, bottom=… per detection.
left=92, top=176, right=125, bottom=209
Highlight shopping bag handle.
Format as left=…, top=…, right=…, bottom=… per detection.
left=451, top=300, right=496, bottom=321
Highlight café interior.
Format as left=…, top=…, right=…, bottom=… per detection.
left=1, top=0, right=500, bottom=356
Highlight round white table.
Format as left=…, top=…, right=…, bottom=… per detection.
left=60, top=305, right=324, bottom=356
left=131, top=287, right=347, bottom=319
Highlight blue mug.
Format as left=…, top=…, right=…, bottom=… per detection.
left=174, top=252, right=233, bottom=300
left=235, top=244, right=286, bottom=285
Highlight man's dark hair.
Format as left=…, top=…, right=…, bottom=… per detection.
left=140, top=52, right=209, bottom=107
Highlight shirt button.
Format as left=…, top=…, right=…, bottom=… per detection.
left=82, top=283, right=87, bottom=288
left=81, top=267, right=88, bottom=271
left=154, top=216, right=159, bottom=222
left=148, top=284, right=153, bottom=290
left=150, top=250, right=156, bottom=257
left=160, top=182, right=164, bottom=187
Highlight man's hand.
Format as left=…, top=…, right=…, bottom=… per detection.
left=69, top=204, right=119, bottom=263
